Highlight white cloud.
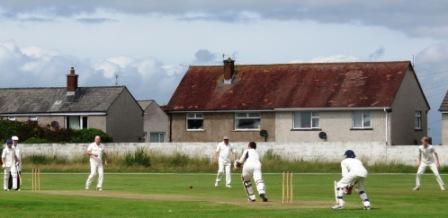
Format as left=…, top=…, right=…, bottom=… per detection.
left=290, top=54, right=359, bottom=63
left=0, top=41, right=184, bottom=104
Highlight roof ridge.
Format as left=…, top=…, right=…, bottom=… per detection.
left=189, top=60, right=411, bottom=68
left=0, top=85, right=126, bottom=90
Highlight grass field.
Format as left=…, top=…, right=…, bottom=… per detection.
left=0, top=173, right=447, bottom=217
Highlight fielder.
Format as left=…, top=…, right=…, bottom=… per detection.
left=333, top=150, right=371, bottom=210
left=214, top=136, right=236, bottom=188
left=234, top=142, right=268, bottom=202
left=413, top=136, right=445, bottom=191
left=85, top=136, right=106, bottom=191
left=2, top=139, right=18, bottom=191
left=11, top=136, right=21, bottom=191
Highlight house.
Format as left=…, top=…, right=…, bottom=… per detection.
left=138, top=100, right=169, bottom=142
left=165, top=59, right=429, bottom=145
left=0, top=67, right=144, bottom=142
left=439, top=91, right=448, bottom=145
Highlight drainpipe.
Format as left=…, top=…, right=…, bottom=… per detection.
left=384, top=107, right=389, bottom=163
left=169, top=113, right=173, bottom=142
left=384, top=107, right=389, bottom=145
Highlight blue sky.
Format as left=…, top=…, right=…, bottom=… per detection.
left=0, top=0, right=447, bottom=143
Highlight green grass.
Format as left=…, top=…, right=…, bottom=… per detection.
left=0, top=172, right=447, bottom=217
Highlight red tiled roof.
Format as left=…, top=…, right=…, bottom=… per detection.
left=166, top=61, right=412, bottom=111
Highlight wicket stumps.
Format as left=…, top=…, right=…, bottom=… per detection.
left=282, top=171, right=293, bottom=204
left=31, top=168, right=41, bottom=191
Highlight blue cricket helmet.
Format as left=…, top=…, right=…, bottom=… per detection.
left=5, top=139, right=13, bottom=145
left=344, top=150, right=356, bottom=158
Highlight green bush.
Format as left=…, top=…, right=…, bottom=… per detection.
left=71, top=129, right=113, bottom=143
left=23, top=137, right=49, bottom=144
left=0, top=120, right=112, bottom=143
left=29, top=154, right=54, bottom=165
left=124, top=148, right=151, bottom=167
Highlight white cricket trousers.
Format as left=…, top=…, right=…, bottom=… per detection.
left=3, top=167, right=17, bottom=190
left=242, top=163, right=266, bottom=195
left=335, top=174, right=370, bottom=207
left=216, top=161, right=232, bottom=186
left=85, top=159, right=104, bottom=188
left=416, top=162, right=445, bottom=189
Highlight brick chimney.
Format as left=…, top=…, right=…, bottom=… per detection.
left=66, top=67, right=78, bottom=95
left=223, top=58, right=235, bottom=84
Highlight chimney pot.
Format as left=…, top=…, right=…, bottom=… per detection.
left=223, top=58, right=235, bottom=84
left=67, top=67, right=78, bottom=94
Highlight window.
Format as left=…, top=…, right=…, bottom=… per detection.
left=186, top=113, right=204, bottom=130
left=293, top=112, right=320, bottom=129
left=67, top=116, right=88, bottom=130
left=29, top=116, right=38, bottom=122
left=415, top=111, right=422, bottom=130
left=149, top=132, right=165, bottom=142
left=82, top=117, right=88, bottom=129
left=7, top=116, right=16, bottom=121
left=235, top=113, right=261, bottom=130
left=352, top=111, right=371, bottom=129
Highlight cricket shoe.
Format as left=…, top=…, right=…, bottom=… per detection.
left=96, top=187, right=103, bottom=191
left=259, top=194, right=268, bottom=202
left=214, top=182, right=219, bottom=187
left=412, top=186, right=420, bottom=191
left=331, top=205, right=344, bottom=210
left=441, top=186, right=446, bottom=191
left=364, top=206, right=371, bottom=210
left=226, top=185, right=232, bottom=188
left=4, top=189, right=9, bottom=191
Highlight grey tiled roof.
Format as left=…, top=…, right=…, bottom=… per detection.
left=440, top=91, right=448, bottom=111
left=0, top=86, right=125, bottom=114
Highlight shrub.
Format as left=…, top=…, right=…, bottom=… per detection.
left=0, top=120, right=112, bottom=143
left=71, top=128, right=113, bottom=143
left=124, top=148, right=151, bottom=167
left=23, top=137, right=49, bottom=144
left=29, top=154, right=54, bottom=165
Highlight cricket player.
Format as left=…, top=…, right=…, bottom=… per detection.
left=234, top=142, right=268, bottom=202
left=333, top=150, right=371, bottom=210
left=11, top=136, right=21, bottom=190
left=214, top=136, right=236, bottom=188
left=2, top=139, right=18, bottom=191
left=85, top=136, right=106, bottom=191
left=413, top=136, right=445, bottom=191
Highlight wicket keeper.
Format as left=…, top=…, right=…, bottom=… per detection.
left=333, top=150, right=371, bottom=210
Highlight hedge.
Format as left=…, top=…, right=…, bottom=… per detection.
left=0, top=120, right=112, bottom=143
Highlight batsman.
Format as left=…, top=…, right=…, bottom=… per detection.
left=333, top=150, right=371, bottom=210
left=234, top=142, right=268, bottom=202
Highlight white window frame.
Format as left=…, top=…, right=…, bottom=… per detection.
left=29, top=116, right=38, bottom=122
left=7, top=116, right=16, bottom=121
left=352, top=111, right=372, bottom=129
left=293, top=112, right=320, bottom=130
left=186, top=113, right=204, bottom=131
left=66, top=116, right=88, bottom=130
left=149, top=132, right=166, bottom=142
left=234, top=112, right=261, bottom=131
left=415, top=111, right=422, bottom=130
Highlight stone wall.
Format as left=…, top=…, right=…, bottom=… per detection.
left=18, top=142, right=448, bottom=166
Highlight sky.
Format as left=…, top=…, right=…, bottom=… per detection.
left=0, top=0, right=448, bottom=143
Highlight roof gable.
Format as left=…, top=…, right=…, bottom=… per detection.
left=440, top=91, right=448, bottom=111
left=166, top=61, right=411, bottom=111
left=0, top=86, right=125, bottom=114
